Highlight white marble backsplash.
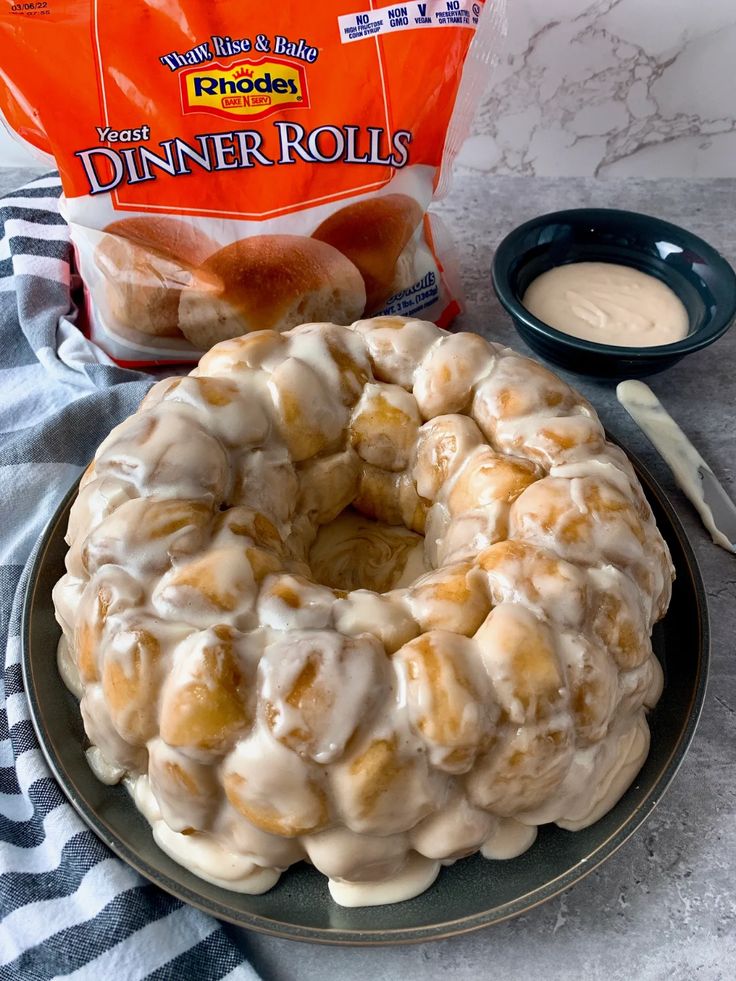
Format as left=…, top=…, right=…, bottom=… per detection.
left=460, top=0, right=736, bottom=177
left=1, top=0, right=735, bottom=178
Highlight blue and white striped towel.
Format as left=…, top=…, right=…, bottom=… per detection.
left=0, top=174, right=262, bottom=980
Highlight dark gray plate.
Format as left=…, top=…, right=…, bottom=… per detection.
left=22, top=445, right=709, bottom=945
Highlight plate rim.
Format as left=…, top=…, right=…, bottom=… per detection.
left=21, top=441, right=710, bottom=945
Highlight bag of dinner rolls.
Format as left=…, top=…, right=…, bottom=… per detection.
left=0, top=1, right=501, bottom=364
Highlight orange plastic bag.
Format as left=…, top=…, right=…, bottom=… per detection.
left=1, top=1, right=499, bottom=365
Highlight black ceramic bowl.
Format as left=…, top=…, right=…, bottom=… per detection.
left=491, top=208, right=736, bottom=378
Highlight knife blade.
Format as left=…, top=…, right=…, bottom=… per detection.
left=617, top=379, right=736, bottom=554
left=698, top=466, right=736, bottom=549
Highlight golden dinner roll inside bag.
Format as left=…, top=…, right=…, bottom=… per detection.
left=178, top=235, right=366, bottom=349
left=94, top=217, right=217, bottom=339
left=312, top=194, right=423, bottom=314
left=54, top=316, right=674, bottom=906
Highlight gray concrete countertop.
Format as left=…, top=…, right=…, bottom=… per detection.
left=2, top=168, right=734, bottom=980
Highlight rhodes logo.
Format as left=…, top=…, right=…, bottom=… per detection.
left=179, top=57, right=308, bottom=120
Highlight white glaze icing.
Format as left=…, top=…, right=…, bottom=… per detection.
left=153, top=822, right=281, bottom=895
left=259, top=630, right=384, bottom=764
left=518, top=714, right=650, bottom=831
left=327, top=852, right=441, bottom=907
left=57, top=636, right=84, bottom=700
left=126, top=774, right=281, bottom=893
left=481, top=818, right=538, bottom=860
left=523, top=262, right=689, bottom=347
left=410, top=793, right=496, bottom=859
left=304, top=825, right=409, bottom=882
left=85, top=746, right=125, bottom=785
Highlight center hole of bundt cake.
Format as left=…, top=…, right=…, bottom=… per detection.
left=308, top=507, right=427, bottom=594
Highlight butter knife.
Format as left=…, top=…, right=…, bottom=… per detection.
left=617, top=380, right=736, bottom=554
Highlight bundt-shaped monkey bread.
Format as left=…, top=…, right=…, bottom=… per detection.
left=53, top=316, right=673, bottom=906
